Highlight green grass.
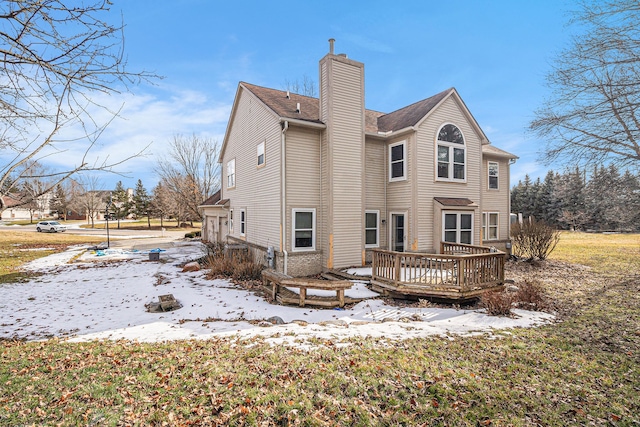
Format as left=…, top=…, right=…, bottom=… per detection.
left=0, top=233, right=638, bottom=425
left=550, top=231, right=640, bottom=273
left=0, top=231, right=104, bottom=282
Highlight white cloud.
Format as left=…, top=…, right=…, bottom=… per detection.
left=10, top=84, right=233, bottom=189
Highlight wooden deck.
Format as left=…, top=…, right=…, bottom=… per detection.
left=371, top=242, right=506, bottom=301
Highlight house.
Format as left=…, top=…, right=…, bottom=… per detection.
left=1, top=193, right=52, bottom=221
left=200, top=40, right=517, bottom=277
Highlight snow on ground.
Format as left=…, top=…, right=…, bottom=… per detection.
left=0, top=241, right=554, bottom=345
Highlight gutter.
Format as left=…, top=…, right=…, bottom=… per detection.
left=280, top=117, right=326, bottom=129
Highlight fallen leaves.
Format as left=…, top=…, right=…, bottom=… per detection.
left=1, top=259, right=639, bottom=425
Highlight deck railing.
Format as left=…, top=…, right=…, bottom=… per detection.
left=372, top=243, right=506, bottom=295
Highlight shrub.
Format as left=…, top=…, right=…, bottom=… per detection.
left=481, top=290, right=513, bottom=316
left=510, top=218, right=560, bottom=260
left=513, top=280, right=548, bottom=311
left=232, top=260, right=264, bottom=281
left=204, top=246, right=264, bottom=281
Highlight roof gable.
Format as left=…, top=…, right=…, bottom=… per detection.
left=221, top=81, right=497, bottom=158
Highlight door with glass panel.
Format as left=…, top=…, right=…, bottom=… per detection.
left=390, top=213, right=405, bottom=252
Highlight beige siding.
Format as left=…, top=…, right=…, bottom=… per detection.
left=319, top=60, right=330, bottom=268
left=481, top=155, right=511, bottom=242
left=285, top=126, right=322, bottom=253
left=364, top=138, right=387, bottom=249
left=416, top=96, right=483, bottom=251
left=385, top=135, right=414, bottom=250
left=220, top=88, right=282, bottom=249
left=319, top=55, right=365, bottom=270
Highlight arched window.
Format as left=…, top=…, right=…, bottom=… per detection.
left=436, top=124, right=465, bottom=181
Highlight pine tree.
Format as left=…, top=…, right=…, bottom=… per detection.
left=617, top=170, right=640, bottom=231
left=557, top=167, right=587, bottom=231
left=111, top=181, right=130, bottom=229
left=512, top=175, right=536, bottom=219
left=132, top=179, right=151, bottom=228
left=538, top=170, right=562, bottom=227
left=50, top=184, right=68, bottom=220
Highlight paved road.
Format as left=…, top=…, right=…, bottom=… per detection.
left=0, top=222, right=193, bottom=250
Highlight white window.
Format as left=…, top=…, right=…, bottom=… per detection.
left=229, top=209, right=234, bottom=232
left=389, top=141, right=406, bottom=181
left=227, top=159, right=236, bottom=188
left=482, top=212, right=499, bottom=240
left=292, top=209, right=315, bottom=251
left=239, top=209, right=246, bottom=236
left=365, top=210, right=379, bottom=248
left=443, top=212, right=473, bottom=244
left=488, top=161, right=499, bottom=189
left=257, top=141, right=265, bottom=167
left=436, top=124, right=466, bottom=182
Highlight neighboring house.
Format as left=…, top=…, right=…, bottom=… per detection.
left=1, top=193, right=52, bottom=221
left=200, top=40, right=517, bottom=277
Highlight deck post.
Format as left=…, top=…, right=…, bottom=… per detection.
left=394, top=253, right=401, bottom=285
left=299, top=288, right=306, bottom=306
left=372, top=251, right=377, bottom=280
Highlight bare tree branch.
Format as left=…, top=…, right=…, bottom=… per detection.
left=0, top=0, right=159, bottom=213
left=155, top=134, right=221, bottom=221
left=530, top=0, right=640, bottom=171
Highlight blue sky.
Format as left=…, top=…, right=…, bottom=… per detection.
left=59, top=0, right=576, bottom=191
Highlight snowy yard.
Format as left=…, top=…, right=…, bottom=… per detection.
left=0, top=241, right=554, bottom=345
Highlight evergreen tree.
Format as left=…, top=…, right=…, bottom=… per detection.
left=557, top=166, right=587, bottom=230
left=538, top=171, right=562, bottom=227
left=111, top=181, right=130, bottom=229
left=511, top=175, right=536, bottom=219
left=618, top=170, right=640, bottom=231
left=50, top=184, right=68, bottom=220
left=132, top=179, right=151, bottom=228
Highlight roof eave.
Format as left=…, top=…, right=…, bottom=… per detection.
left=280, top=117, right=326, bottom=129
left=366, top=126, right=416, bottom=139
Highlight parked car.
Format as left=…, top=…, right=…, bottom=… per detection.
left=36, top=221, right=67, bottom=233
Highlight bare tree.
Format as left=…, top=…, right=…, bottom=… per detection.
left=530, top=0, right=640, bottom=170
left=283, top=74, right=317, bottom=97
left=150, top=180, right=175, bottom=228
left=72, top=176, right=108, bottom=228
left=0, top=1, right=157, bottom=216
left=156, top=134, right=221, bottom=223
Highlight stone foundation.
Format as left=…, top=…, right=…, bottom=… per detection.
left=225, top=237, right=323, bottom=277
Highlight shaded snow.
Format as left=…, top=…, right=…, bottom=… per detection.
left=0, top=241, right=554, bottom=345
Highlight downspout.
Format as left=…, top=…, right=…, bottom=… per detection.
left=281, top=120, right=289, bottom=274
left=384, top=140, right=388, bottom=249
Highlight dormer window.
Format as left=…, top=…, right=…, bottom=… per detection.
left=436, top=124, right=466, bottom=182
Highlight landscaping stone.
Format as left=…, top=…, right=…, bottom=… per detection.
left=266, top=316, right=285, bottom=325
left=182, top=262, right=200, bottom=272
